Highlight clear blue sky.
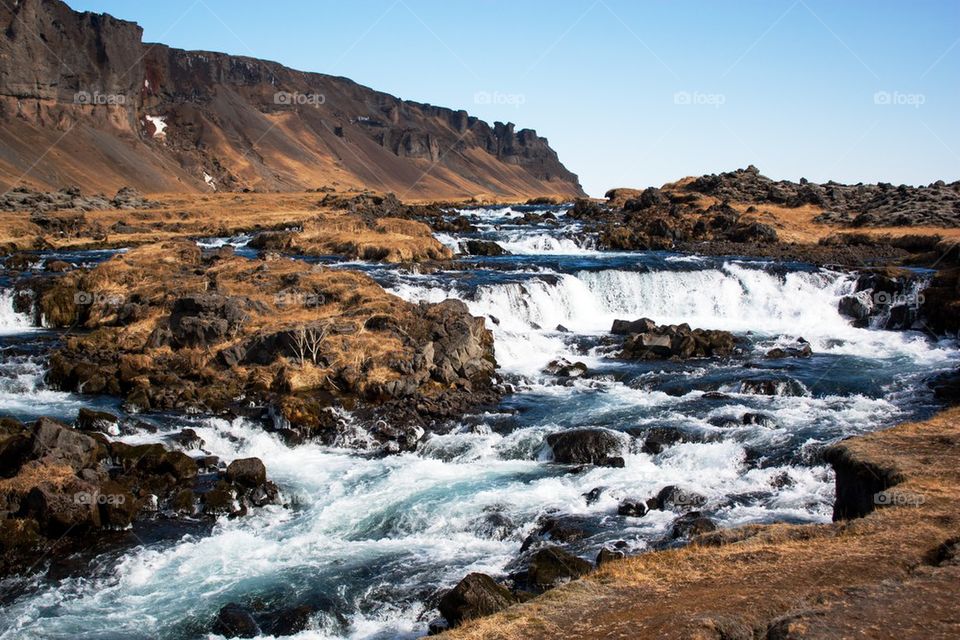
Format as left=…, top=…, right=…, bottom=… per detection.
left=71, top=0, right=959, bottom=196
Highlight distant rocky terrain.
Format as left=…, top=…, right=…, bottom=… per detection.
left=0, top=0, right=583, bottom=199
left=685, top=166, right=960, bottom=228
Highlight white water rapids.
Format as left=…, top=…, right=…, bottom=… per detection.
left=0, top=208, right=957, bottom=639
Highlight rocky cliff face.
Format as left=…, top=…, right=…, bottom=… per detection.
left=0, top=0, right=583, bottom=198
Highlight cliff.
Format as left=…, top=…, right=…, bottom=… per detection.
left=0, top=0, right=584, bottom=199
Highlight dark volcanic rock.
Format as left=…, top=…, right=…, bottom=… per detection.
left=654, top=485, right=707, bottom=511
left=225, top=458, right=267, bottom=488
left=0, top=414, right=279, bottom=577
left=671, top=512, right=718, bottom=538
left=543, top=358, right=588, bottom=379
left=213, top=603, right=261, bottom=638
left=31, top=417, right=104, bottom=471
left=545, top=428, right=626, bottom=466
left=439, top=573, right=517, bottom=628
left=824, top=440, right=904, bottom=520
left=75, top=408, right=120, bottom=434
left=526, top=546, right=593, bottom=589
left=615, top=318, right=737, bottom=360
left=617, top=498, right=648, bottom=517
left=462, top=240, right=508, bottom=256
left=640, top=427, right=689, bottom=454
left=596, top=546, right=626, bottom=566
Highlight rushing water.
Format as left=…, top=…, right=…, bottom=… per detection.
left=0, top=206, right=957, bottom=639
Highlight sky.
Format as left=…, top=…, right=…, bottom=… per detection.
left=71, top=0, right=960, bottom=196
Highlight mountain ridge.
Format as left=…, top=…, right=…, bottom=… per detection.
left=0, top=0, right=584, bottom=198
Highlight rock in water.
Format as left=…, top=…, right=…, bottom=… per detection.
left=546, top=428, right=625, bottom=466
left=526, top=547, right=593, bottom=589
left=617, top=499, right=648, bottom=517
left=463, top=240, right=508, bottom=256
left=614, top=318, right=737, bottom=360
left=225, top=458, right=267, bottom=488
left=213, top=603, right=261, bottom=638
left=596, top=546, right=626, bottom=566
left=671, top=512, right=717, bottom=538
left=74, top=408, right=120, bottom=435
left=439, top=573, right=516, bottom=627
left=30, top=417, right=104, bottom=471
left=654, top=485, right=707, bottom=511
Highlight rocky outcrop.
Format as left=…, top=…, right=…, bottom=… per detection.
left=688, top=166, right=960, bottom=228
left=824, top=439, right=905, bottom=520
left=30, top=240, right=498, bottom=448
left=837, top=268, right=928, bottom=330
left=439, top=573, right=518, bottom=629
left=0, top=0, right=583, bottom=199
left=0, top=415, right=278, bottom=577
left=0, top=186, right=154, bottom=213
left=613, top=318, right=738, bottom=360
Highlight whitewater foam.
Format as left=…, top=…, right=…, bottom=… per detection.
left=0, top=289, right=33, bottom=336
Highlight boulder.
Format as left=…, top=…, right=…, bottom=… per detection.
left=671, top=512, right=717, bottom=538
left=765, top=338, right=812, bottom=359
left=617, top=499, right=647, bottom=517
left=546, top=428, right=625, bottom=466
left=160, top=451, right=199, bottom=482
left=0, top=418, right=32, bottom=477
left=640, top=427, right=687, bottom=454
left=419, top=299, right=496, bottom=387
left=610, top=317, right=657, bottom=336
left=654, top=485, right=707, bottom=511
left=213, top=603, right=261, bottom=638
left=75, top=408, right=120, bottom=435
left=543, top=358, right=588, bottom=378
left=463, top=240, right=508, bottom=256
left=596, top=546, right=626, bottom=567
left=30, top=417, right=103, bottom=471
left=225, top=458, right=267, bottom=488
left=929, top=368, right=960, bottom=405
left=839, top=292, right=873, bottom=326
left=439, top=573, right=516, bottom=628
left=526, top=547, right=593, bottom=589
left=23, top=478, right=102, bottom=535
left=96, top=479, right=138, bottom=528
left=172, top=428, right=205, bottom=451
left=263, top=605, right=315, bottom=636
left=521, top=516, right=588, bottom=551
left=169, top=294, right=247, bottom=348
left=726, top=222, right=778, bottom=243
left=618, top=320, right=737, bottom=360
